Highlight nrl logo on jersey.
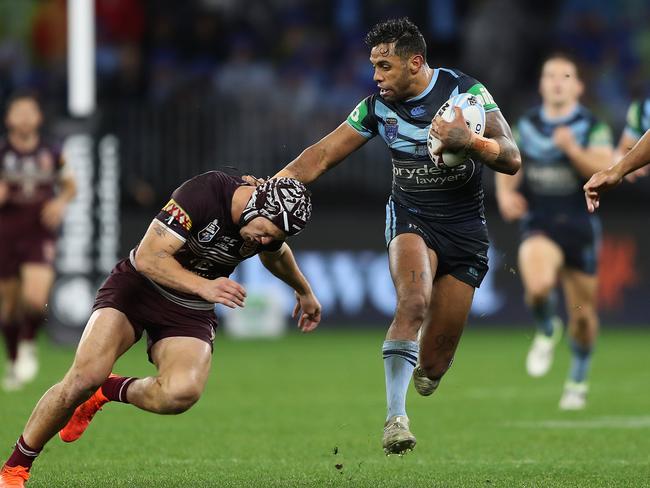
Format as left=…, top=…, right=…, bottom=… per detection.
left=198, top=219, right=220, bottom=243
left=385, top=116, right=399, bottom=142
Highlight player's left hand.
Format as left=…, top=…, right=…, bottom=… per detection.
left=430, top=106, right=472, bottom=154
left=292, top=291, right=321, bottom=333
left=553, top=126, right=577, bottom=152
left=41, top=197, right=67, bottom=230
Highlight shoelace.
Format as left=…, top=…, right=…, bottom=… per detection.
left=3, top=466, right=30, bottom=481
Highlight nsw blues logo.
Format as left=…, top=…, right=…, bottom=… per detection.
left=198, top=219, right=220, bottom=243
left=385, top=117, right=399, bottom=143
left=410, top=105, right=426, bottom=117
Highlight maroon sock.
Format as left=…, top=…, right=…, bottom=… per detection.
left=101, top=376, right=137, bottom=403
left=1, top=320, right=20, bottom=361
left=5, top=436, right=42, bottom=470
left=20, top=311, right=46, bottom=341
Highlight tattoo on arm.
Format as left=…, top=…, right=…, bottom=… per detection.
left=153, top=225, right=168, bottom=238
left=495, top=136, right=519, bottom=163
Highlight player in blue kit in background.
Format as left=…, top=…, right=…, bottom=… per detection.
left=273, top=18, right=521, bottom=454
left=496, top=54, right=614, bottom=410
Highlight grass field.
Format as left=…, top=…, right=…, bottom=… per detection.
left=0, top=327, right=649, bottom=487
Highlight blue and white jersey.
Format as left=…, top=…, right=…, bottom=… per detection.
left=516, top=105, right=612, bottom=220
left=346, top=68, right=499, bottom=223
left=623, top=97, right=650, bottom=140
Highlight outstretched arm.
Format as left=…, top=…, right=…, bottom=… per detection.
left=134, top=220, right=247, bottom=307
left=274, top=123, right=368, bottom=183
left=584, top=129, right=650, bottom=212
left=259, top=243, right=321, bottom=332
left=431, top=108, right=521, bottom=175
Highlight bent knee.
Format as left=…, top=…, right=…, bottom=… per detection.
left=158, top=383, right=202, bottom=414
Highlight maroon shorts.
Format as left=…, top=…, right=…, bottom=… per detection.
left=0, top=207, right=56, bottom=278
left=93, top=259, right=218, bottom=362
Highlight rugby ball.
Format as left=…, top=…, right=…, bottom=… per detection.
left=427, top=93, right=486, bottom=168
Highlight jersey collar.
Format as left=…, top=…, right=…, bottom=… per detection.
left=405, top=68, right=439, bottom=103
left=540, top=103, right=581, bottom=125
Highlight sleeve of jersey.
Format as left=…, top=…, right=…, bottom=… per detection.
left=623, top=101, right=643, bottom=139
left=587, top=121, right=614, bottom=147
left=345, top=97, right=378, bottom=138
left=464, top=81, right=500, bottom=113
left=155, top=180, right=206, bottom=243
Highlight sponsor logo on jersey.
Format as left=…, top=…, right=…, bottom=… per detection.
left=410, top=105, right=426, bottom=117
left=198, top=219, right=220, bottom=243
left=162, top=199, right=192, bottom=231
left=392, top=161, right=475, bottom=191
left=385, top=117, right=399, bottom=142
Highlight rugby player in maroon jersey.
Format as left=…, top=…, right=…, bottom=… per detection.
left=0, top=173, right=320, bottom=487
left=0, top=91, right=76, bottom=391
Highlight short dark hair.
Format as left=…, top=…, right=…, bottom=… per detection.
left=5, top=89, right=42, bottom=113
left=365, top=18, right=427, bottom=61
left=543, top=52, right=581, bottom=78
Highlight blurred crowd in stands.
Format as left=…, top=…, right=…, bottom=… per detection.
left=1, top=0, right=649, bottom=129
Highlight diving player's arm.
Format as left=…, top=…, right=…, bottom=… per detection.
left=259, top=243, right=321, bottom=332
left=134, top=220, right=247, bottom=308
left=585, top=129, right=650, bottom=212
left=431, top=108, right=521, bottom=175
left=274, top=123, right=368, bottom=183
left=553, top=126, right=613, bottom=179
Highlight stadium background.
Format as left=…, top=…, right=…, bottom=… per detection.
left=1, top=2, right=649, bottom=487
left=3, top=0, right=645, bottom=336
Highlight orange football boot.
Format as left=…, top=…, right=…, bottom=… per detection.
left=59, top=376, right=114, bottom=443
left=0, top=465, right=30, bottom=487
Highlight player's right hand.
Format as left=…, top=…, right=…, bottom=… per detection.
left=583, top=167, right=624, bottom=212
left=198, top=277, right=247, bottom=308
left=241, top=174, right=266, bottom=187
left=496, top=190, right=527, bottom=222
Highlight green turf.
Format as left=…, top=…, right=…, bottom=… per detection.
left=1, top=327, right=649, bottom=487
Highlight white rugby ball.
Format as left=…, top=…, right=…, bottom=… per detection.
left=427, top=93, right=486, bottom=168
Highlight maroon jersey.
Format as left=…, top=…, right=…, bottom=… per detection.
left=130, top=171, right=283, bottom=310
left=0, top=137, right=64, bottom=211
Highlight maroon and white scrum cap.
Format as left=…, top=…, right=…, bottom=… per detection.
left=240, top=177, right=312, bottom=236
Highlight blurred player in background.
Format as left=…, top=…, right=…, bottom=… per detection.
left=615, top=96, right=650, bottom=182
left=274, top=18, right=520, bottom=454
left=0, top=174, right=320, bottom=487
left=496, top=54, right=613, bottom=410
left=585, top=129, right=650, bottom=210
left=0, top=91, right=76, bottom=391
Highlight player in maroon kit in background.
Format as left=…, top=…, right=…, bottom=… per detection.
left=0, top=91, right=76, bottom=391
